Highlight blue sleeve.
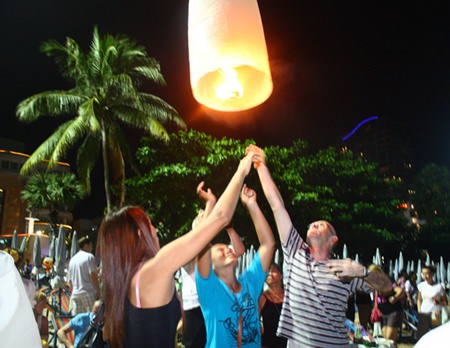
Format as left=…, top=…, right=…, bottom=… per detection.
left=240, top=252, right=267, bottom=296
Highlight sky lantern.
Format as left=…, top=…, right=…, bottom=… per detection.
left=188, top=0, right=273, bottom=112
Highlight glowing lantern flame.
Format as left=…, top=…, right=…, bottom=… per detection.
left=188, top=0, right=273, bottom=112
left=215, top=66, right=244, bottom=100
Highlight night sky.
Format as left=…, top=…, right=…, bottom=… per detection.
left=1, top=1, right=449, bottom=171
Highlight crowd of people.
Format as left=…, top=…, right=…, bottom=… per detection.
left=2, top=145, right=450, bottom=348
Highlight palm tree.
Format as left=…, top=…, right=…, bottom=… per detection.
left=16, top=27, right=185, bottom=213
left=21, top=172, right=86, bottom=235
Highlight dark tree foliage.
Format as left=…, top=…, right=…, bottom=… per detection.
left=126, top=130, right=409, bottom=262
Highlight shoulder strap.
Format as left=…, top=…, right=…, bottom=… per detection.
left=135, top=262, right=145, bottom=308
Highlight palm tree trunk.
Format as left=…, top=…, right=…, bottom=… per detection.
left=101, top=121, right=112, bottom=214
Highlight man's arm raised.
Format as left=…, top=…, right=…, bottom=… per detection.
left=247, top=144, right=292, bottom=245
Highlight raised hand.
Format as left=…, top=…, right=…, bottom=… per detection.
left=246, top=144, right=265, bottom=169
left=325, top=259, right=366, bottom=280
left=240, top=184, right=257, bottom=206
left=238, top=149, right=257, bottom=176
left=196, top=181, right=216, bottom=203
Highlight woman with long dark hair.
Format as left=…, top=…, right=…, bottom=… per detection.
left=97, top=151, right=256, bottom=348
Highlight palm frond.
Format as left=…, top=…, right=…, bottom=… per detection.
left=78, top=98, right=101, bottom=132
left=41, top=37, right=88, bottom=85
left=105, top=74, right=138, bottom=100
left=138, top=93, right=186, bottom=128
left=16, top=91, right=86, bottom=122
left=77, top=133, right=101, bottom=194
left=111, top=106, right=169, bottom=141
left=19, top=121, right=75, bottom=175
left=89, top=26, right=102, bottom=78
left=48, top=116, right=90, bottom=168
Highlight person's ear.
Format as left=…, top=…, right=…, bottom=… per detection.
left=331, top=235, right=338, bottom=244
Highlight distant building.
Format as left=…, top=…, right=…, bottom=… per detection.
left=0, top=138, right=73, bottom=235
left=337, top=117, right=415, bottom=182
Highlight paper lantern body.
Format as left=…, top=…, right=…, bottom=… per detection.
left=188, top=0, right=273, bottom=112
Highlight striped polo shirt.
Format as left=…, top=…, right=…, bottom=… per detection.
left=277, top=226, right=370, bottom=347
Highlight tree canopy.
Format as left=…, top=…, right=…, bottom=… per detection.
left=125, top=130, right=408, bottom=261
left=16, top=27, right=185, bottom=212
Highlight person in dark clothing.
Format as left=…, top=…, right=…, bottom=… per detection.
left=259, top=263, right=287, bottom=348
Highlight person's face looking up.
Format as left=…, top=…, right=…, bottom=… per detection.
left=306, top=220, right=336, bottom=247
left=211, top=243, right=237, bottom=269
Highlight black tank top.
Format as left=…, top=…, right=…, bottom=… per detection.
left=124, top=291, right=181, bottom=347
left=261, top=296, right=287, bottom=348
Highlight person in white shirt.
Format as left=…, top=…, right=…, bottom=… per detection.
left=67, top=236, right=99, bottom=315
left=417, top=264, right=448, bottom=339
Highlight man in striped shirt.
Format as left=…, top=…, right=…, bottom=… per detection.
left=247, top=144, right=392, bottom=347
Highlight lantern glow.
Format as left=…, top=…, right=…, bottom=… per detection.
left=188, top=0, right=273, bottom=112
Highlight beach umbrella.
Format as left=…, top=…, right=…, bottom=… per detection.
left=32, top=234, right=42, bottom=287
left=417, top=261, right=422, bottom=282
left=375, top=248, right=382, bottom=266
left=70, top=231, right=78, bottom=258
left=410, top=260, right=415, bottom=275
left=50, top=225, right=66, bottom=290
left=19, top=236, right=27, bottom=254
left=398, top=251, right=404, bottom=272
left=342, top=244, right=348, bottom=259
left=447, top=262, right=450, bottom=285
left=49, top=235, right=56, bottom=259
left=439, top=257, right=445, bottom=284
left=11, top=230, right=18, bottom=249
left=274, top=249, right=280, bottom=265
left=394, top=259, right=399, bottom=280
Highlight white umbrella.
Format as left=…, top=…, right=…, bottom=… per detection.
left=355, top=253, right=359, bottom=264
left=19, top=236, right=27, bottom=254
left=447, top=262, right=450, bottom=285
left=32, top=234, right=42, bottom=287
left=425, top=253, right=431, bottom=266
left=417, top=261, right=422, bottom=282
left=50, top=225, right=66, bottom=290
left=394, top=259, right=398, bottom=280
left=274, top=249, right=280, bottom=265
left=398, top=251, right=404, bottom=272
left=11, top=230, right=19, bottom=249
left=439, top=257, right=445, bottom=284
left=389, top=260, right=393, bottom=279
left=49, top=235, right=56, bottom=259
left=342, top=244, right=348, bottom=259
left=410, top=260, right=415, bottom=275
left=70, top=231, right=78, bottom=258
left=375, top=248, right=382, bottom=266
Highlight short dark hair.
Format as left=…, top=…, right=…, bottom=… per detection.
left=422, top=264, right=436, bottom=273
left=78, top=236, right=91, bottom=249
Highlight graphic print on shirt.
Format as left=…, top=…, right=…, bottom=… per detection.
left=221, top=292, right=259, bottom=345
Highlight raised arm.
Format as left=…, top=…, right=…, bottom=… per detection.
left=152, top=150, right=256, bottom=275
left=240, top=184, right=276, bottom=272
left=226, top=225, right=245, bottom=258
left=247, top=144, right=292, bottom=244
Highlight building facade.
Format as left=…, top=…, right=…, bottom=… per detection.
left=0, top=138, right=73, bottom=235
